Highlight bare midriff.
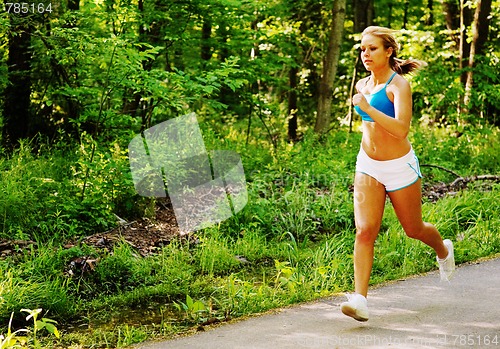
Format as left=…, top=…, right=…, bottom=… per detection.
left=361, top=121, right=411, bottom=161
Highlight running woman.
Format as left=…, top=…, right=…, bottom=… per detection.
left=340, top=26, right=455, bottom=322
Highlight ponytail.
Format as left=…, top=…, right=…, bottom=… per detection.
left=391, top=57, right=427, bottom=75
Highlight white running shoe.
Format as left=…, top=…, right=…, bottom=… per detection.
left=340, top=293, right=369, bottom=322
left=437, top=239, right=455, bottom=281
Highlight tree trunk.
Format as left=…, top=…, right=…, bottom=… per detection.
left=426, top=0, right=434, bottom=26
left=353, top=0, right=373, bottom=33
left=123, top=0, right=160, bottom=129
left=353, top=0, right=372, bottom=81
left=463, top=0, right=492, bottom=109
left=459, top=0, right=473, bottom=85
left=218, top=20, right=230, bottom=63
left=443, top=0, right=460, bottom=32
left=387, top=3, right=393, bottom=28
left=288, top=66, right=299, bottom=141
left=123, top=0, right=145, bottom=119
left=201, top=19, right=212, bottom=62
left=403, top=1, right=409, bottom=29
left=472, top=0, right=492, bottom=57
left=442, top=0, right=473, bottom=80
left=314, top=0, right=346, bottom=134
left=3, top=15, right=32, bottom=147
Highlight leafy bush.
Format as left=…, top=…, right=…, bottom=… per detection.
left=0, top=136, right=152, bottom=241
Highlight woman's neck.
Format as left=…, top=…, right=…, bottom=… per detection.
left=370, top=69, right=394, bottom=86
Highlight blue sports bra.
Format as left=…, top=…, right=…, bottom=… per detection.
left=355, top=72, right=397, bottom=122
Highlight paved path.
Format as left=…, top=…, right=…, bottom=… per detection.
left=135, top=258, right=500, bottom=349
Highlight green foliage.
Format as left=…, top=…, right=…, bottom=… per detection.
left=0, top=309, right=59, bottom=349
left=0, top=128, right=168, bottom=241
left=173, top=295, right=209, bottom=323
left=397, top=28, right=500, bottom=126
left=22, top=309, right=60, bottom=348
left=0, top=141, right=76, bottom=240
left=1, top=0, right=499, bottom=145
left=240, top=130, right=358, bottom=241
left=1, top=120, right=499, bottom=348
left=0, top=0, right=499, bottom=346
left=412, top=125, right=500, bottom=178
left=194, top=231, right=241, bottom=276
left=0, top=264, right=75, bottom=326
left=92, top=245, right=137, bottom=294
left=464, top=54, right=500, bottom=123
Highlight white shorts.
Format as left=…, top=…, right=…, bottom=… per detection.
left=355, top=146, right=422, bottom=192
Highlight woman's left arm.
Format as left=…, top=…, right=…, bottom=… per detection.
left=388, top=78, right=413, bottom=139
left=355, top=77, right=413, bottom=139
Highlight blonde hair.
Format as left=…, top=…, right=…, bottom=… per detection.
left=361, top=26, right=427, bottom=75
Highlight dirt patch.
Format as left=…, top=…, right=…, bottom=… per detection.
left=79, top=198, right=193, bottom=257
left=0, top=198, right=185, bottom=259
left=423, top=175, right=499, bottom=202
left=0, top=239, right=36, bottom=257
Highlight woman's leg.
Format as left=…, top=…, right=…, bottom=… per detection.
left=353, top=173, right=387, bottom=297
left=387, top=179, right=448, bottom=259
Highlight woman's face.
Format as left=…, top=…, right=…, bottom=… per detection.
left=360, top=34, right=392, bottom=71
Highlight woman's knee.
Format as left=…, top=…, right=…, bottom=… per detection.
left=355, top=224, right=380, bottom=244
left=403, top=222, right=427, bottom=240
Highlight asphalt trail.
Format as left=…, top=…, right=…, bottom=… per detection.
left=135, top=257, right=500, bottom=349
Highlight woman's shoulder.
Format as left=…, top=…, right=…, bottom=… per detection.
left=388, top=73, right=411, bottom=93
left=392, top=73, right=410, bottom=83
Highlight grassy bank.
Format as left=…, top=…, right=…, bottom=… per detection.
left=1, top=124, right=499, bottom=348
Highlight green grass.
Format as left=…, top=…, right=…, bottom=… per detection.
left=1, top=124, right=499, bottom=348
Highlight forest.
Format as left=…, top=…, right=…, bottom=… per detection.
left=0, top=0, right=499, bottom=347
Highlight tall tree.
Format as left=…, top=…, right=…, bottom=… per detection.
left=442, top=0, right=473, bottom=84
left=471, top=0, right=492, bottom=56
left=426, top=0, right=434, bottom=26
left=352, top=0, right=372, bottom=97
left=314, top=0, right=346, bottom=134
left=353, top=0, right=373, bottom=33
left=458, top=0, right=474, bottom=84
left=201, top=18, right=213, bottom=62
left=288, top=66, right=299, bottom=141
left=463, top=0, right=492, bottom=108
left=3, top=14, right=33, bottom=147
left=285, top=0, right=322, bottom=141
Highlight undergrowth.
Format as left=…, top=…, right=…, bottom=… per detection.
left=0, top=123, right=499, bottom=348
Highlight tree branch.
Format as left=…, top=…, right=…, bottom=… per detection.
left=420, top=164, right=461, bottom=178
